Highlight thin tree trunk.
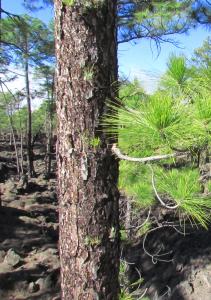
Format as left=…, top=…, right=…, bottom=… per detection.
left=9, top=131, right=12, bottom=145
left=20, top=131, right=24, bottom=174
left=47, top=77, right=55, bottom=176
left=55, top=1, right=119, bottom=299
left=45, top=116, right=52, bottom=177
left=10, top=120, right=20, bottom=176
left=24, top=50, right=35, bottom=177
left=44, top=82, right=53, bottom=177
left=44, top=112, right=52, bottom=177
left=17, top=104, right=24, bottom=175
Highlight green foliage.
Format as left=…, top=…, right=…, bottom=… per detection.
left=0, top=92, right=21, bottom=132
left=166, top=55, right=188, bottom=83
left=160, top=54, right=193, bottom=97
left=119, top=291, right=133, bottom=300
left=119, top=260, right=145, bottom=300
left=120, top=229, right=127, bottom=241
left=119, top=260, right=127, bottom=275
left=62, top=0, right=105, bottom=9
left=83, top=66, right=94, bottom=81
left=84, top=0, right=105, bottom=9
left=0, top=107, right=9, bottom=132
left=31, top=100, right=55, bottom=136
left=119, top=162, right=155, bottom=208
left=136, top=221, right=151, bottom=237
left=156, top=167, right=211, bottom=228
left=12, top=106, right=28, bottom=133
left=84, top=236, right=101, bottom=246
left=1, top=15, right=54, bottom=67
left=207, top=181, right=211, bottom=193
left=103, top=93, right=206, bottom=157
left=118, top=0, right=210, bottom=45
left=62, top=0, right=75, bottom=6
left=89, top=137, right=101, bottom=148
left=21, top=0, right=211, bottom=45
left=160, top=51, right=211, bottom=101
left=194, top=93, right=211, bottom=132
left=184, top=71, right=211, bottom=99
left=32, top=105, right=46, bottom=135
left=104, top=48, right=211, bottom=230
left=192, top=37, right=211, bottom=69
left=119, top=79, right=147, bottom=109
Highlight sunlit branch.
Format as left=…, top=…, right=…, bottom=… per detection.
left=112, top=144, right=188, bottom=163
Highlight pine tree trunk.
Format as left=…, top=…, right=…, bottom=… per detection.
left=20, top=130, right=24, bottom=174
left=10, top=122, right=20, bottom=177
left=24, top=51, right=35, bottom=177
left=45, top=85, right=53, bottom=177
left=54, top=1, right=119, bottom=299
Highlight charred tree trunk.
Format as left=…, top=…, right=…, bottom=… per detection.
left=45, top=117, right=53, bottom=177
left=45, top=78, right=54, bottom=177
left=55, top=0, right=119, bottom=299
left=20, top=130, right=24, bottom=174
left=10, top=120, right=20, bottom=177
left=24, top=49, right=35, bottom=177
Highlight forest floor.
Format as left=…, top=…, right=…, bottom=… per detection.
left=0, top=141, right=211, bottom=300
left=0, top=142, right=60, bottom=300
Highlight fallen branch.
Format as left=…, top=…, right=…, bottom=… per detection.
left=142, top=224, right=185, bottom=264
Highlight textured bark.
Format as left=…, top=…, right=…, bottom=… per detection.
left=54, top=1, right=119, bottom=299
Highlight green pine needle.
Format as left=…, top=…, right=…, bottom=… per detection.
left=156, top=167, right=211, bottom=228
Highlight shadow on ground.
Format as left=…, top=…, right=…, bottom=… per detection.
left=125, top=224, right=211, bottom=299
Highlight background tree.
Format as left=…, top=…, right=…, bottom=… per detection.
left=192, top=36, right=211, bottom=68
left=1, top=15, right=54, bottom=176
left=118, top=78, right=148, bottom=108
left=190, top=37, right=211, bottom=95
left=34, top=64, right=55, bottom=176
left=0, top=91, right=23, bottom=175
left=12, top=104, right=28, bottom=173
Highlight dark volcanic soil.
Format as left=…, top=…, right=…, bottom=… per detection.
left=0, top=142, right=60, bottom=300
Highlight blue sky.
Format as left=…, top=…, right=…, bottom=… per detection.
left=2, top=0, right=54, bottom=24
left=2, top=0, right=210, bottom=93
left=118, top=26, right=209, bottom=92
left=118, top=27, right=209, bottom=75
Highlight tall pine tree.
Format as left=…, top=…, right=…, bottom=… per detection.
left=54, top=1, right=119, bottom=298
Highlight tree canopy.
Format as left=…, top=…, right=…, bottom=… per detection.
left=5, top=0, right=210, bottom=47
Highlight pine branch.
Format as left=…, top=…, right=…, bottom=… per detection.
left=112, top=144, right=188, bottom=163
left=148, top=164, right=179, bottom=210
